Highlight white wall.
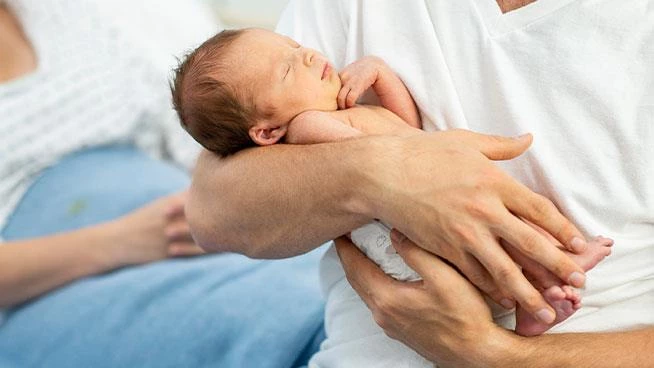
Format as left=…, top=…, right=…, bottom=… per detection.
left=207, top=0, right=289, bottom=29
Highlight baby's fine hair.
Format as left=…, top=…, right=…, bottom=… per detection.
left=171, top=29, right=257, bottom=157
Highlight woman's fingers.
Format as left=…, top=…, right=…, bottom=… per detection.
left=164, top=191, right=188, bottom=219
left=168, top=242, right=205, bottom=257
left=165, top=221, right=192, bottom=242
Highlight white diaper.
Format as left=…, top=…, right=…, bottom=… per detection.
left=309, top=246, right=433, bottom=368
left=307, top=224, right=431, bottom=367
left=350, top=221, right=420, bottom=281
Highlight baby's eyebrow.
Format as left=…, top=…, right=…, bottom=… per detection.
left=284, top=37, right=300, bottom=48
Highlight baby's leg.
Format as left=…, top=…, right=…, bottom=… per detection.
left=514, top=236, right=613, bottom=336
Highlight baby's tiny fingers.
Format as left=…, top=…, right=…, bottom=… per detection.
left=346, top=87, right=361, bottom=107
left=338, top=87, right=351, bottom=110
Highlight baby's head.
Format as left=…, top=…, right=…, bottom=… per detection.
left=171, top=28, right=342, bottom=156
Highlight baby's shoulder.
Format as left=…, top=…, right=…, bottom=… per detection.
left=337, top=104, right=404, bottom=125
left=333, top=105, right=414, bottom=136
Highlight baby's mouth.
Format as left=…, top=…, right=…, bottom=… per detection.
left=321, top=62, right=331, bottom=80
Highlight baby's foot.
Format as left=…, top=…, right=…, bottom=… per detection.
left=511, top=236, right=612, bottom=336
left=563, top=236, right=613, bottom=278
left=515, top=285, right=581, bottom=336
left=516, top=235, right=614, bottom=291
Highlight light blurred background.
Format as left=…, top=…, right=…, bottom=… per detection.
left=206, top=0, right=290, bottom=29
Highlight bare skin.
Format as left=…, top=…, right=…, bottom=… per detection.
left=0, top=4, right=37, bottom=82
left=514, top=235, right=612, bottom=336
left=508, top=225, right=613, bottom=335
left=496, top=0, right=538, bottom=13
left=190, top=31, right=592, bottom=323
left=293, top=104, right=613, bottom=335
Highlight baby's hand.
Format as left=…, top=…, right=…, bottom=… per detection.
left=338, top=56, right=387, bottom=109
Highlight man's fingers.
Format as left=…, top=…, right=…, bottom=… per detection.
left=469, top=232, right=557, bottom=324
left=497, top=214, right=586, bottom=288
left=389, top=230, right=510, bottom=309
left=503, top=186, right=588, bottom=254
left=456, top=253, right=516, bottom=309
left=389, top=230, right=445, bottom=279
left=503, top=241, right=560, bottom=290
left=390, top=229, right=514, bottom=309
left=447, top=130, right=533, bottom=161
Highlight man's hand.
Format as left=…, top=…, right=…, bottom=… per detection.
left=335, top=235, right=515, bottom=367
left=337, top=234, right=654, bottom=368
left=361, top=130, right=588, bottom=323
left=189, top=128, right=586, bottom=322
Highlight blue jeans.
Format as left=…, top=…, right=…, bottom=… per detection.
left=0, top=146, right=326, bottom=368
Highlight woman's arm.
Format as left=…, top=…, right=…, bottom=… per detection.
left=336, top=234, right=654, bottom=368
left=188, top=130, right=590, bottom=321
left=0, top=192, right=203, bottom=308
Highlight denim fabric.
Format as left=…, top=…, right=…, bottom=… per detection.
left=0, top=146, right=326, bottom=368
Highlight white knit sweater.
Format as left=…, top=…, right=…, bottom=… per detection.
left=0, top=0, right=219, bottom=236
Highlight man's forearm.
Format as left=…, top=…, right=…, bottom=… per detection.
left=489, top=328, right=654, bottom=368
left=187, top=139, right=380, bottom=258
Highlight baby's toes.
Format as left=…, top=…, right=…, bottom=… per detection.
left=562, top=285, right=582, bottom=309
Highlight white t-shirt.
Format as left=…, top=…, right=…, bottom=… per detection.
left=278, top=0, right=654, bottom=333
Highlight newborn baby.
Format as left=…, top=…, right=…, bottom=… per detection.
left=171, top=28, right=613, bottom=343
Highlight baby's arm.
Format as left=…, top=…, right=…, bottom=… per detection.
left=285, top=111, right=363, bottom=145
left=339, top=56, right=421, bottom=128
left=286, top=106, right=419, bottom=145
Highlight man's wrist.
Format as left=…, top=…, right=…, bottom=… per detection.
left=479, top=327, right=530, bottom=367
left=341, top=135, right=400, bottom=220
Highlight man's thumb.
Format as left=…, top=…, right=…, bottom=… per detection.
left=451, top=130, right=533, bottom=161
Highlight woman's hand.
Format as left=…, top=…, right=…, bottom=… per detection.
left=335, top=233, right=517, bottom=367
left=108, top=191, right=205, bottom=266
left=0, top=191, right=205, bottom=308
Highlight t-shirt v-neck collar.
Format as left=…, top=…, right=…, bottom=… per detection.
left=473, top=0, right=576, bottom=37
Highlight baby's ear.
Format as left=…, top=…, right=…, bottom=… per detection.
left=249, top=122, right=288, bottom=146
